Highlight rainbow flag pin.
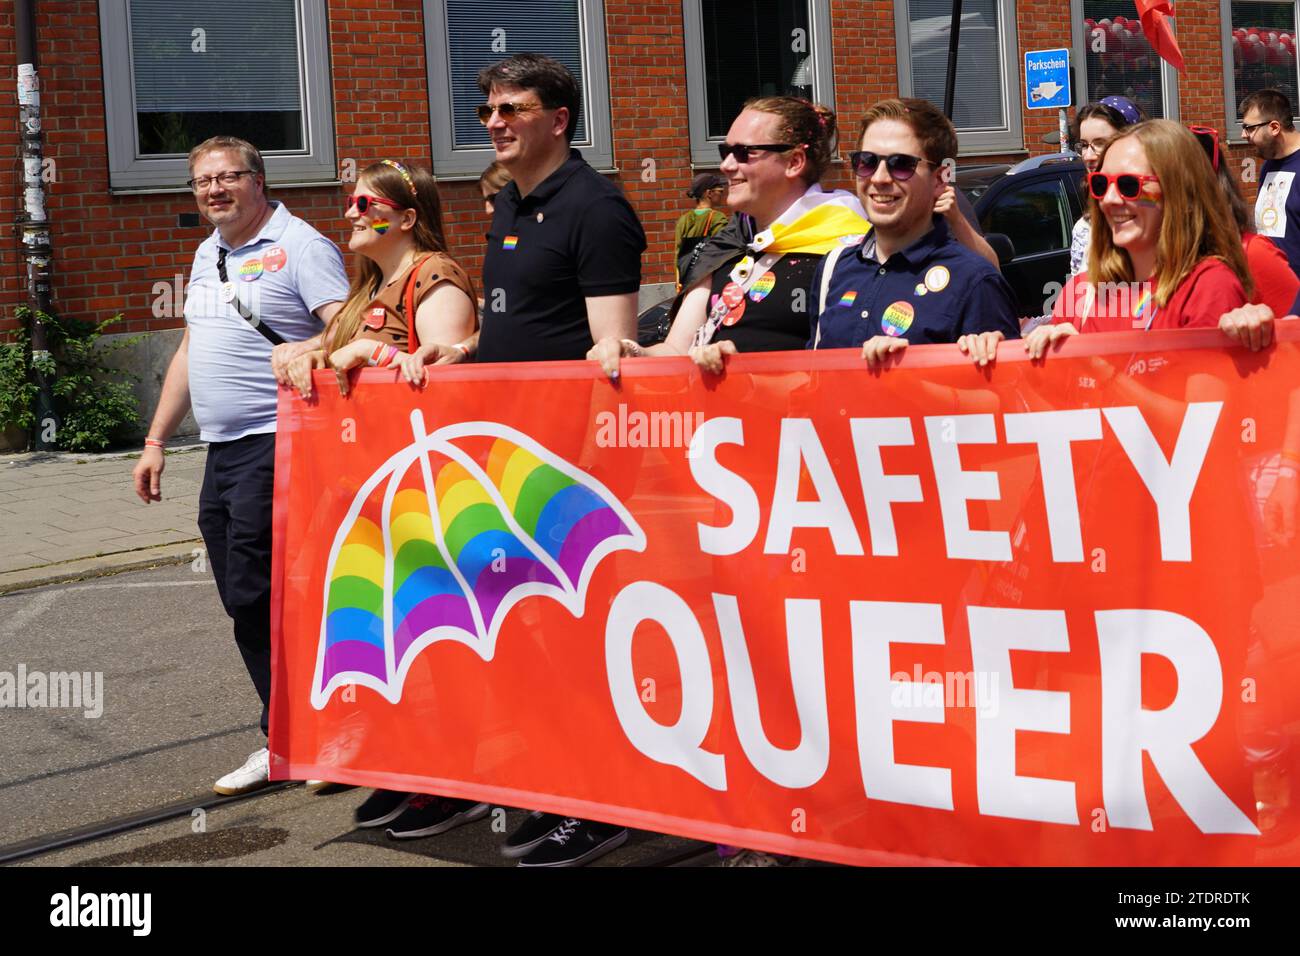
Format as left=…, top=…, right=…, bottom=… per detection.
left=838, top=289, right=858, bottom=307
left=503, top=235, right=519, bottom=251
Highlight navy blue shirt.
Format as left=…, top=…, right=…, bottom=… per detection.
left=809, top=218, right=1018, bottom=349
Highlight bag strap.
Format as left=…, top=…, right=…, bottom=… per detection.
left=403, top=254, right=437, bottom=354
left=812, top=244, right=847, bottom=350
left=215, top=247, right=286, bottom=346
left=691, top=251, right=782, bottom=349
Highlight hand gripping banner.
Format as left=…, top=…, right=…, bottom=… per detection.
left=271, top=328, right=1300, bottom=866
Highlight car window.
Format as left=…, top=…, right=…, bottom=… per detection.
left=980, top=178, right=1071, bottom=258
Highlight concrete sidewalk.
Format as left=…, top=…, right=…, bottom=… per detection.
left=0, top=443, right=207, bottom=593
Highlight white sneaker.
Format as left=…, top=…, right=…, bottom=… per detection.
left=213, top=747, right=270, bottom=795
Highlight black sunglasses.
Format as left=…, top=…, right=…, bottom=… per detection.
left=849, top=151, right=934, bottom=181
left=717, top=142, right=796, bottom=164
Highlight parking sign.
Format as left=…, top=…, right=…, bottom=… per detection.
left=1025, top=48, right=1071, bottom=111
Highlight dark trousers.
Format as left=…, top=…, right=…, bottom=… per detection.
left=198, top=432, right=277, bottom=736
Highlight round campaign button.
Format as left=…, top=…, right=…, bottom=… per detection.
left=924, top=265, right=950, bottom=293
left=748, top=271, right=776, bottom=303
left=721, top=281, right=745, bottom=309
left=881, top=300, right=915, bottom=337
left=722, top=298, right=746, bottom=326
left=263, top=246, right=287, bottom=273
left=239, top=258, right=264, bottom=282
left=364, top=307, right=386, bottom=330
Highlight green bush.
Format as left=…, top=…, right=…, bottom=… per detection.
left=0, top=308, right=143, bottom=452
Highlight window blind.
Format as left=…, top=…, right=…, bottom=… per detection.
left=130, top=0, right=302, bottom=113
left=447, top=0, right=587, bottom=148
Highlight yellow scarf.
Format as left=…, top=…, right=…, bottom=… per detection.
left=748, top=184, right=872, bottom=256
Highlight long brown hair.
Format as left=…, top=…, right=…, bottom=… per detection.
left=326, top=161, right=450, bottom=354
left=1088, top=119, right=1252, bottom=305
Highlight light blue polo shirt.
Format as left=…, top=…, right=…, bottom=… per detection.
left=184, top=201, right=349, bottom=442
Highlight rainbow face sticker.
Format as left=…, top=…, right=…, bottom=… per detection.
left=1134, top=180, right=1163, bottom=207
left=371, top=221, right=391, bottom=235
left=838, top=289, right=858, bottom=308
left=881, top=300, right=914, bottom=337
left=503, top=235, right=519, bottom=250
left=748, top=271, right=776, bottom=303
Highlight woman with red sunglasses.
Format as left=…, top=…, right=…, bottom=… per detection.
left=284, top=160, right=477, bottom=398
left=1027, top=119, right=1251, bottom=357
left=285, top=161, right=486, bottom=840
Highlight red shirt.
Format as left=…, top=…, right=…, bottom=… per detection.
left=1052, top=258, right=1246, bottom=332
left=1243, top=232, right=1299, bottom=318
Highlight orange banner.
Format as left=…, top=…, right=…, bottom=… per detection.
left=270, top=328, right=1300, bottom=866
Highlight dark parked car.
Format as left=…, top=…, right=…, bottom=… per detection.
left=957, top=152, right=1087, bottom=320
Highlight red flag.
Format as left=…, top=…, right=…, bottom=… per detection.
left=1134, top=0, right=1185, bottom=72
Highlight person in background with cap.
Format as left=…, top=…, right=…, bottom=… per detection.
left=674, top=173, right=728, bottom=285
left=131, top=136, right=349, bottom=796
left=1069, top=95, right=1142, bottom=276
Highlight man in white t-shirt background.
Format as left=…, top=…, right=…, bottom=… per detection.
left=1242, top=88, right=1300, bottom=276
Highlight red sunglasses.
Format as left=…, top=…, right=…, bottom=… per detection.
left=1188, top=124, right=1220, bottom=172
left=1088, top=172, right=1162, bottom=201
left=346, top=193, right=404, bottom=214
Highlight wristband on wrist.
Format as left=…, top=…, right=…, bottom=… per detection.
left=365, top=343, right=385, bottom=367
left=620, top=338, right=645, bottom=358
left=144, top=437, right=166, bottom=450
left=377, top=345, right=399, bottom=368
left=452, top=342, right=470, bottom=357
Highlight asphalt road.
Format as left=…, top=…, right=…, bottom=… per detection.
left=0, top=564, right=708, bottom=867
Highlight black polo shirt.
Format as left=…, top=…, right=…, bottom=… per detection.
left=478, top=149, right=647, bottom=363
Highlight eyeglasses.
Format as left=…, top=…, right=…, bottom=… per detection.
left=188, top=170, right=256, bottom=192
left=1188, top=125, right=1221, bottom=172
left=1071, top=139, right=1111, bottom=155
left=1241, top=119, right=1271, bottom=136
left=717, top=142, right=796, bottom=164
left=477, top=101, right=545, bottom=124
left=1088, top=172, right=1162, bottom=201
left=848, top=150, right=936, bottom=181
left=346, top=193, right=405, bottom=214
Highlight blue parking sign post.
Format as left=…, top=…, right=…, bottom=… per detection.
left=1025, top=48, right=1071, bottom=111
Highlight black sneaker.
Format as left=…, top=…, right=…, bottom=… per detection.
left=516, top=818, right=629, bottom=867
left=385, top=795, right=490, bottom=839
left=500, top=810, right=565, bottom=859
left=354, top=789, right=413, bottom=828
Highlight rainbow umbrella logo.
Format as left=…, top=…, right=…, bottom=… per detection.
left=311, top=411, right=646, bottom=708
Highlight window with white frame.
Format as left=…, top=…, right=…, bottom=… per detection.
left=99, top=0, right=336, bottom=191
left=683, top=0, right=835, bottom=167
left=894, top=0, right=1024, bottom=154
left=424, top=0, right=613, bottom=177
left=1222, top=0, right=1300, bottom=133
left=1074, top=0, right=1178, bottom=120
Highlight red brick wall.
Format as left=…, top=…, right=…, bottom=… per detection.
left=0, top=1, right=1265, bottom=338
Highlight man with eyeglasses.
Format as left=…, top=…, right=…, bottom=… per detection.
left=467, top=53, right=645, bottom=867
left=1241, top=89, right=1300, bottom=277
left=131, top=135, right=348, bottom=795
left=810, top=98, right=1017, bottom=365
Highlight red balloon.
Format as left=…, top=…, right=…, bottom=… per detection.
left=1115, top=14, right=1128, bottom=26
left=1245, top=41, right=1266, bottom=65
left=1267, top=42, right=1288, bottom=66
